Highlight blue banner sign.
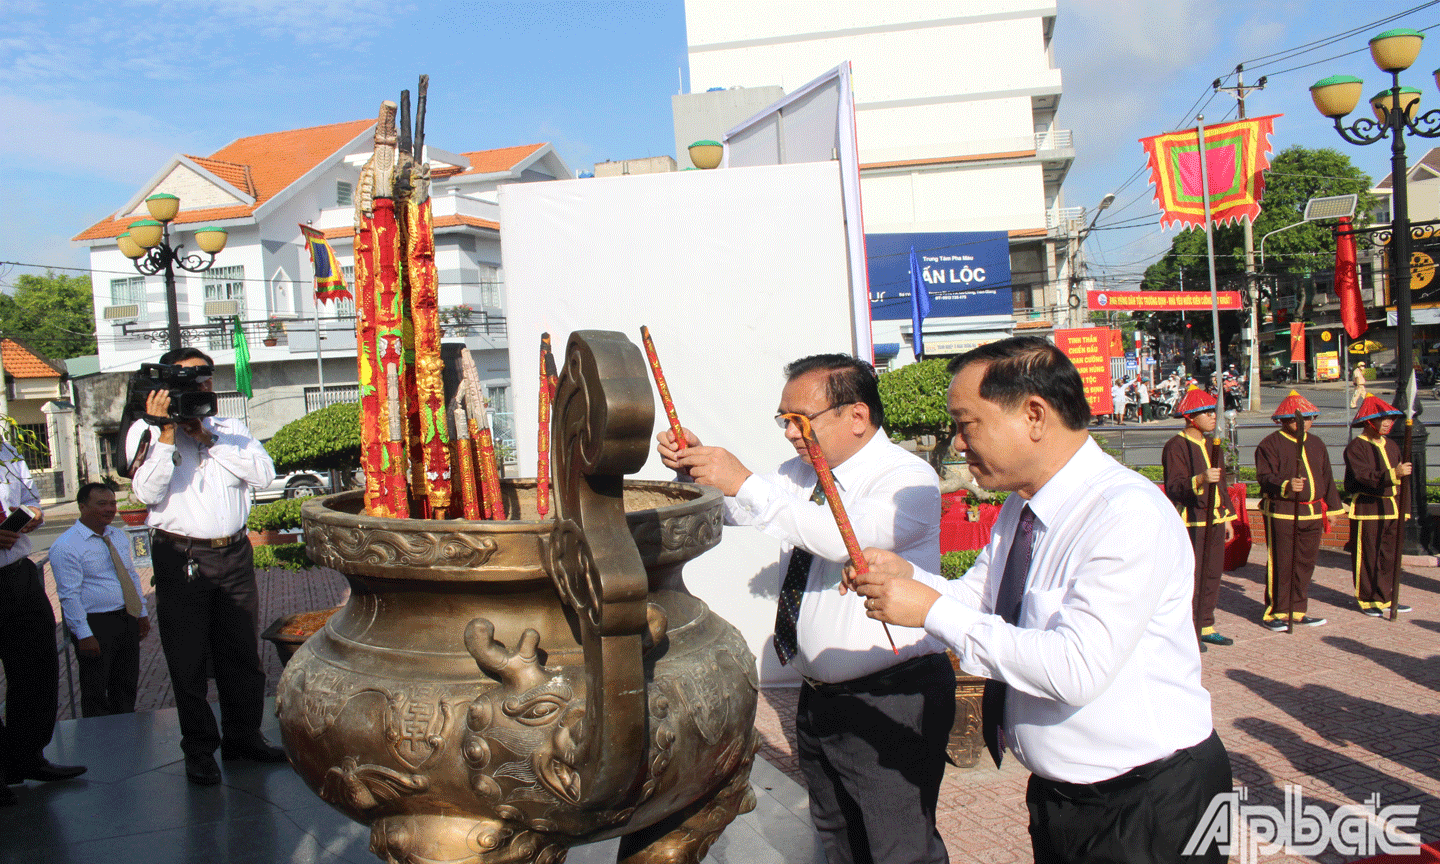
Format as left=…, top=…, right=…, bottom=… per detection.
left=866, top=231, right=1013, bottom=320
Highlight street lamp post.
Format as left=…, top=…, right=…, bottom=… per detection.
left=1067, top=192, right=1116, bottom=329
left=1312, top=27, right=1440, bottom=553
left=115, top=193, right=229, bottom=352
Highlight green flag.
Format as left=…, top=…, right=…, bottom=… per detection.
left=232, top=316, right=252, bottom=398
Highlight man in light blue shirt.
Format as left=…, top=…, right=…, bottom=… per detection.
left=50, top=483, right=151, bottom=717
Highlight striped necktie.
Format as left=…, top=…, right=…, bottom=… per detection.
left=772, top=481, right=828, bottom=665
left=982, top=505, right=1034, bottom=768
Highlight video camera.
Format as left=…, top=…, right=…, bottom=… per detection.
left=127, top=363, right=219, bottom=424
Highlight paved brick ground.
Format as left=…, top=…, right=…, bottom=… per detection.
left=5, top=539, right=1438, bottom=862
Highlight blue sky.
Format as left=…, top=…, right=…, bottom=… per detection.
left=1, top=0, right=1437, bottom=292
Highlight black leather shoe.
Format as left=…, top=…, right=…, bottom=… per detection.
left=184, top=753, right=222, bottom=786
left=0, top=784, right=16, bottom=806
left=6, top=759, right=87, bottom=783
left=220, top=737, right=287, bottom=763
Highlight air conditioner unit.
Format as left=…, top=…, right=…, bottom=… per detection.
left=204, top=300, right=241, bottom=317
left=103, top=304, right=140, bottom=320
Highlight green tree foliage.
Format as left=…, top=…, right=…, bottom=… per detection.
left=0, top=270, right=97, bottom=359
left=877, top=358, right=952, bottom=440
left=1137, top=146, right=1376, bottom=354
left=265, top=401, right=360, bottom=473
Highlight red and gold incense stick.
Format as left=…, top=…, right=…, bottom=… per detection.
left=782, top=412, right=898, bottom=654
left=641, top=326, right=687, bottom=452
left=537, top=333, right=554, bottom=517
left=453, top=402, right=482, bottom=520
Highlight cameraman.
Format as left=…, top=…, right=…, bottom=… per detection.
left=124, top=347, right=280, bottom=786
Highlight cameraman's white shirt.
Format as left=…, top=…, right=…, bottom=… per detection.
left=126, top=417, right=275, bottom=539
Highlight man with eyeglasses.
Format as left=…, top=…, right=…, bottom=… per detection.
left=658, top=353, right=952, bottom=864
left=125, top=347, right=282, bottom=787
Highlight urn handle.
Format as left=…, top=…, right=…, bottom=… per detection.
left=549, top=330, right=654, bottom=807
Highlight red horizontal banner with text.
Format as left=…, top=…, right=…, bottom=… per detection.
left=1087, top=290, right=1242, bottom=311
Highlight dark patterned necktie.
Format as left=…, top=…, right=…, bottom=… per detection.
left=773, top=481, right=827, bottom=666
left=982, top=505, right=1035, bottom=768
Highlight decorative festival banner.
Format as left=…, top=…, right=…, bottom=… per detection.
left=1139, top=115, right=1280, bottom=229
left=299, top=224, right=353, bottom=303
left=1055, top=328, right=1114, bottom=417
left=1087, top=290, right=1242, bottom=311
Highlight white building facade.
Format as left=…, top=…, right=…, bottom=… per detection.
left=684, top=0, right=1075, bottom=364
left=73, top=121, right=569, bottom=472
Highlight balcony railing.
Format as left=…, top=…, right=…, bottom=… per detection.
left=119, top=311, right=507, bottom=348
left=1046, top=206, right=1085, bottom=230
left=1035, top=129, right=1073, bottom=151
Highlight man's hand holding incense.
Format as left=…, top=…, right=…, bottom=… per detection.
left=842, top=548, right=940, bottom=629
left=674, top=446, right=752, bottom=497
left=656, top=427, right=702, bottom=469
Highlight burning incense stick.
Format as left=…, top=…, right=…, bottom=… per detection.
left=538, top=333, right=554, bottom=517
left=641, top=326, right=687, bottom=452
left=781, top=412, right=898, bottom=654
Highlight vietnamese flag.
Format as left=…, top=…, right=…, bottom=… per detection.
left=1335, top=216, right=1367, bottom=340
left=1290, top=321, right=1306, bottom=364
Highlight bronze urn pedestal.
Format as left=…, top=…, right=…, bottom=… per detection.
left=276, top=331, right=760, bottom=864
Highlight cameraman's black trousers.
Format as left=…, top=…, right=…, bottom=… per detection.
left=152, top=534, right=267, bottom=758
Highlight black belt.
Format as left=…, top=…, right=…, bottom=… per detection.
left=802, top=653, right=949, bottom=696
left=1038, top=730, right=1220, bottom=798
left=152, top=527, right=247, bottom=549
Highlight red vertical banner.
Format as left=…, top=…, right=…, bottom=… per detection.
left=1055, top=329, right=1114, bottom=418
left=1289, top=321, right=1306, bottom=363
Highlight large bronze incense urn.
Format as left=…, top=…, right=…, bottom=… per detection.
left=277, top=331, right=759, bottom=864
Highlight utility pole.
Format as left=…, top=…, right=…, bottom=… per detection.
left=1216, top=64, right=1267, bottom=412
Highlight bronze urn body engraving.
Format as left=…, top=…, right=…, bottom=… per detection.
left=277, top=331, right=759, bottom=864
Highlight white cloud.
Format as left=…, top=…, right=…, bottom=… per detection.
left=0, top=90, right=185, bottom=184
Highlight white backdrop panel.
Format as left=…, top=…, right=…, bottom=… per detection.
left=501, top=161, right=856, bottom=684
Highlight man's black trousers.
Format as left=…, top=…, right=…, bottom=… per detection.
left=72, top=609, right=141, bottom=717
left=0, top=557, right=59, bottom=775
left=152, top=535, right=267, bottom=758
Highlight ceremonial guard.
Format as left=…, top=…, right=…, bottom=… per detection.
left=1255, top=391, right=1341, bottom=630
left=1162, top=387, right=1237, bottom=647
left=1343, top=395, right=1413, bottom=617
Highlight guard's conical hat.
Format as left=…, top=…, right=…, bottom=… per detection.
left=1272, top=390, right=1320, bottom=420
left=1174, top=386, right=1217, bottom=417
left=1351, top=394, right=1403, bottom=427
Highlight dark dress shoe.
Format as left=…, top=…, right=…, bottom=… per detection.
left=0, top=784, right=17, bottom=806
left=7, top=760, right=87, bottom=783
left=220, top=737, right=287, bottom=763
left=185, top=753, right=222, bottom=786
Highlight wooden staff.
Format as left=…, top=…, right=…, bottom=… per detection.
left=1192, top=432, right=1214, bottom=646
left=782, top=412, right=897, bottom=654
left=641, top=326, right=687, bottom=451
left=1288, top=410, right=1304, bottom=635
left=537, top=333, right=553, bottom=517
left=1391, top=377, right=1415, bottom=621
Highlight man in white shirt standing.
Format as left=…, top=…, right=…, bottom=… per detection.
left=125, top=347, right=280, bottom=787
left=49, top=482, right=151, bottom=717
left=0, top=441, right=85, bottom=805
left=849, top=337, right=1230, bottom=864
left=658, top=354, right=953, bottom=864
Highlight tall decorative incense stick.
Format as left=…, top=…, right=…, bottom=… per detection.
left=461, top=351, right=505, bottom=520
left=538, top=333, right=554, bottom=517
left=782, top=412, right=898, bottom=654
left=453, top=401, right=482, bottom=520
left=641, top=326, right=687, bottom=451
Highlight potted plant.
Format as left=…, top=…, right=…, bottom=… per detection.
left=264, top=315, right=285, bottom=346
left=117, top=492, right=148, bottom=526
left=442, top=304, right=475, bottom=335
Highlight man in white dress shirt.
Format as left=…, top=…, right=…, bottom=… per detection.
left=849, top=337, right=1230, bottom=864
left=658, top=354, right=953, bottom=864
left=49, top=483, right=151, bottom=717
left=0, top=441, right=86, bottom=805
left=125, top=347, right=281, bottom=786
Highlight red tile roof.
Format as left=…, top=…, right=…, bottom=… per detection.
left=74, top=119, right=374, bottom=241
left=1, top=339, right=64, bottom=378
left=452, top=143, right=546, bottom=176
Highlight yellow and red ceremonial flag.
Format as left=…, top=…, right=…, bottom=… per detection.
left=299, top=224, right=353, bottom=304
left=1139, top=115, right=1280, bottom=229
